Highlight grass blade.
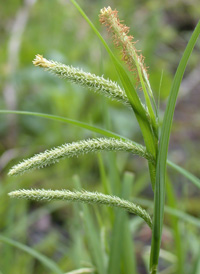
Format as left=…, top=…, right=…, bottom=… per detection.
left=73, top=176, right=106, bottom=274
left=134, top=197, right=200, bottom=228
left=0, top=235, right=63, bottom=274
left=107, top=172, right=137, bottom=274
left=166, top=176, right=184, bottom=274
left=167, top=160, right=200, bottom=189
left=121, top=174, right=138, bottom=274
left=150, top=20, right=200, bottom=274
left=0, top=110, right=127, bottom=140
left=191, top=247, right=200, bottom=274
left=1, top=111, right=199, bottom=188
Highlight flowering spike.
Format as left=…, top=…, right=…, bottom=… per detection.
left=33, top=54, right=130, bottom=106
left=8, top=138, right=154, bottom=176
left=9, top=188, right=152, bottom=229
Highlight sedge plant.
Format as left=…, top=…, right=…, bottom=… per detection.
left=6, top=2, right=200, bottom=274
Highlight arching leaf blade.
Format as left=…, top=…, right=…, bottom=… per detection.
left=150, top=21, right=200, bottom=273
left=0, top=235, right=63, bottom=274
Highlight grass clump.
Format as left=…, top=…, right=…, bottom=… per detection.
left=6, top=2, right=200, bottom=274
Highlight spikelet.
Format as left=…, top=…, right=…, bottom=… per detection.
left=9, top=189, right=152, bottom=229
left=33, top=54, right=130, bottom=106
left=99, top=7, right=152, bottom=95
left=8, top=138, right=154, bottom=176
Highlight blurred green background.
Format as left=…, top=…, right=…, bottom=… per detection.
left=0, top=0, right=200, bottom=273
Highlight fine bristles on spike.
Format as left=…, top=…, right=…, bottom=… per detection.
left=9, top=188, right=152, bottom=229
left=99, top=7, right=150, bottom=92
left=32, top=54, right=130, bottom=106
left=8, top=138, right=154, bottom=176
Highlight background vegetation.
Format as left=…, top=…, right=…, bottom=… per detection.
left=0, top=0, right=200, bottom=273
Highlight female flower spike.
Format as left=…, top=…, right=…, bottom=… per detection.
left=8, top=138, right=154, bottom=176
left=9, top=189, right=152, bottom=229
left=33, top=54, right=130, bottom=106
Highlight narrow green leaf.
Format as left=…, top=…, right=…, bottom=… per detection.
left=166, top=176, right=184, bottom=274
left=191, top=247, right=200, bottom=274
left=97, top=153, right=112, bottom=195
left=0, top=110, right=126, bottom=140
left=73, top=176, right=106, bottom=274
left=108, top=172, right=137, bottom=274
left=167, top=160, right=200, bottom=189
left=134, top=197, right=200, bottom=228
left=0, top=235, right=63, bottom=274
left=2, top=111, right=199, bottom=188
left=121, top=174, right=138, bottom=274
left=150, top=21, right=200, bottom=273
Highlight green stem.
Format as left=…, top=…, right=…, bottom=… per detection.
left=150, top=20, right=200, bottom=273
